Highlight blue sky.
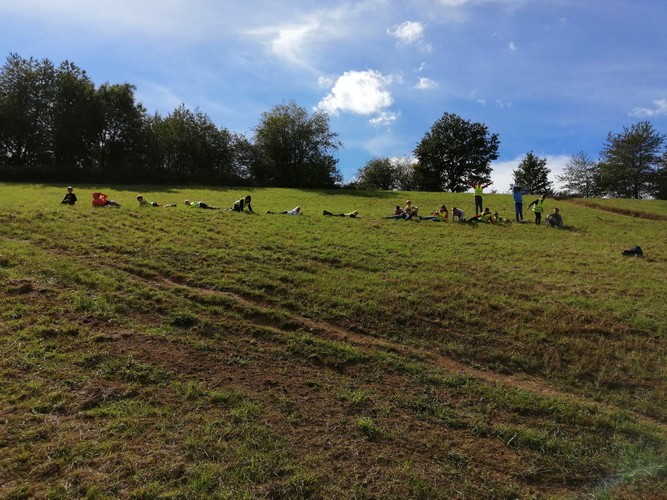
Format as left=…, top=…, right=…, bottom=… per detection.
left=1, top=0, right=666, bottom=191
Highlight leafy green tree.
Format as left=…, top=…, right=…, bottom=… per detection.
left=0, top=53, right=56, bottom=168
left=51, top=60, right=98, bottom=171
left=413, top=112, right=499, bottom=192
left=355, top=157, right=395, bottom=190
left=253, top=100, right=342, bottom=188
left=556, top=151, right=601, bottom=197
left=393, top=157, right=418, bottom=191
left=148, top=104, right=241, bottom=184
left=653, top=151, right=667, bottom=200
left=512, top=152, right=553, bottom=194
left=598, top=121, right=665, bottom=199
left=94, top=83, right=147, bottom=178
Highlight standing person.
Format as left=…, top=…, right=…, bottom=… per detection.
left=512, top=185, right=527, bottom=222
left=184, top=200, right=220, bottom=210
left=230, top=195, right=253, bottom=213
left=61, top=186, right=77, bottom=205
left=528, top=194, right=546, bottom=225
left=92, top=192, right=121, bottom=208
left=545, top=207, right=563, bottom=228
left=468, top=180, right=492, bottom=215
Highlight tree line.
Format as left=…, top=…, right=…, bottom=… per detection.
left=354, top=117, right=667, bottom=200
left=0, top=54, right=341, bottom=187
left=2, top=53, right=665, bottom=198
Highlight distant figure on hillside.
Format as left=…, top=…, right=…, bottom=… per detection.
left=137, top=195, right=176, bottom=207
left=266, top=206, right=302, bottom=215
left=491, top=211, right=511, bottom=225
left=323, top=210, right=359, bottom=218
left=92, top=192, right=120, bottom=208
left=184, top=200, right=220, bottom=210
left=383, top=205, right=408, bottom=220
left=512, top=185, right=527, bottom=222
left=420, top=205, right=449, bottom=222
left=545, top=207, right=563, bottom=228
left=528, top=194, right=547, bottom=225
left=403, top=200, right=419, bottom=220
left=468, top=180, right=492, bottom=215
left=61, top=186, right=77, bottom=205
left=230, top=195, right=253, bottom=213
left=452, top=207, right=466, bottom=222
left=469, top=207, right=494, bottom=223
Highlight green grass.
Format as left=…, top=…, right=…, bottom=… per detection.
left=1, top=182, right=666, bottom=498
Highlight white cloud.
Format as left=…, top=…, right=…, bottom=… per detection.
left=315, top=70, right=394, bottom=116
left=630, top=98, right=667, bottom=117
left=415, top=77, right=438, bottom=90
left=509, top=41, right=516, bottom=51
left=388, top=21, right=424, bottom=45
left=269, top=21, right=320, bottom=66
left=369, top=111, right=399, bottom=126
left=491, top=154, right=569, bottom=193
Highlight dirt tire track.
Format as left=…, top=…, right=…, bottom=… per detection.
left=134, top=272, right=667, bottom=431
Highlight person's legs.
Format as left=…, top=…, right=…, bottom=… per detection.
left=475, top=196, right=483, bottom=215
left=535, top=212, right=541, bottom=225
left=515, top=202, right=523, bottom=222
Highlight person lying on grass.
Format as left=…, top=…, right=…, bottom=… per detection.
left=229, top=195, right=253, bottom=213
left=266, top=206, right=301, bottom=215
left=420, top=205, right=449, bottom=222
left=323, top=210, right=359, bottom=218
left=92, top=192, right=120, bottom=208
left=184, top=200, right=220, bottom=210
left=491, top=211, right=512, bottom=225
left=137, top=195, right=176, bottom=207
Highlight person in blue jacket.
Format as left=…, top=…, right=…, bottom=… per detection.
left=512, top=185, right=527, bottom=222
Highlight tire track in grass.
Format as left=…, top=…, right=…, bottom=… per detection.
left=129, top=271, right=667, bottom=431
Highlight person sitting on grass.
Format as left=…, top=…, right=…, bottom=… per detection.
left=383, top=205, right=408, bottom=220
left=469, top=207, right=494, bottom=223
left=61, top=186, right=77, bottom=205
left=266, top=206, right=302, bottom=215
left=323, top=210, right=359, bottom=218
left=545, top=207, right=563, bottom=228
left=184, top=200, right=220, bottom=210
left=403, top=200, right=419, bottom=220
left=420, top=205, right=449, bottom=222
left=230, top=195, right=253, bottom=213
left=137, top=195, right=176, bottom=207
left=92, top=192, right=120, bottom=208
left=452, top=207, right=466, bottom=222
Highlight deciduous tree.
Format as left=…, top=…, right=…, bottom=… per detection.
left=253, top=101, right=342, bottom=188
left=414, top=112, right=499, bottom=192
left=556, top=151, right=601, bottom=197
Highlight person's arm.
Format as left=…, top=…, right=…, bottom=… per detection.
left=528, top=199, right=537, bottom=207
left=247, top=203, right=253, bottom=213
left=484, top=182, right=492, bottom=188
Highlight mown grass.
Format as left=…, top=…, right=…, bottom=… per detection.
left=1, top=182, right=666, bottom=498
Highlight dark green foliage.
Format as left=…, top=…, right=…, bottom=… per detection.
left=598, top=121, right=666, bottom=199
left=513, top=151, right=553, bottom=195
left=413, top=112, right=499, bottom=192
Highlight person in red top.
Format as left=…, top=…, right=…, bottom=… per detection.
left=92, top=192, right=121, bottom=208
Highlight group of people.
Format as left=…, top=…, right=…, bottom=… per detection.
left=60, top=184, right=563, bottom=228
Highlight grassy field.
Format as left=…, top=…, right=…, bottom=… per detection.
left=1, top=183, right=666, bottom=498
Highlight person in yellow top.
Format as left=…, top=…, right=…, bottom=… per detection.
left=528, top=194, right=547, bottom=225
left=420, top=205, right=449, bottom=222
left=470, top=207, right=494, bottom=223
left=468, top=180, right=492, bottom=215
